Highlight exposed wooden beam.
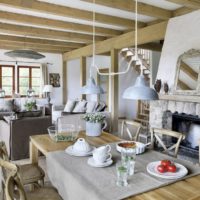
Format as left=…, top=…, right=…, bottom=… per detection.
left=62, top=59, right=67, bottom=103
left=63, top=21, right=168, bottom=61
left=180, top=61, right=198, bottom=80
left=0, top=22, right=106, bottom=43
left=138, top=42, right=163, bottom=52
left=110, top=49, right=118, bottom=133
left=167, top=0, right=200, bottom=9
left=80, top=56, right=87, bottom=100
left=0, top=11, right=122, bottom=37
left=83, top=0, right=172, bottom=20
left=178, top=79, right=192, bottom=90
left=0, top=41, right=73, bottom=52
left=0, top=0, right=145, bottom=29
left=0, top=35, right=84, bottom=48
left=0, top=44, right=64, bottom=54
left=173, top=6, right=196, bottom=17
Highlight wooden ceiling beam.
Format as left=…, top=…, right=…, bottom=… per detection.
left=167, top=0, right=200, bottom=9
left=173, top=7, right=196, bottom=17
left=138, top=42, right=163, bottom=52
left=0, top=44, right=65, bottom=54
left=0, top=0, right=145, bottom=29
left=63, top=21, right=168, bottom=60
left=0, top=22, right=106, bottom=43
left=0, top=11, right=122, bottom=37
left=0, top=41, right=73, bottom=52
left=83, top=0, right=172, bottom=20
left=0, top=35, right=84, bottom=48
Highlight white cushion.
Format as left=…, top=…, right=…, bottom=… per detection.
left=64, top=100, right=76, bottom=112
left=86, top=101, right=97, bottom=113
left=73, top=100, right=87, bottom=113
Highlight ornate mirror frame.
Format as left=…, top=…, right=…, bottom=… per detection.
left=174, top=49, right=200, bottom=95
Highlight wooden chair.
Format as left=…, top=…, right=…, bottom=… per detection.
left=150, top=128, right=185, bottom=158
left=0, top=141, right=45, bottom=196
left=120, top=120, right=142, bottom=141
left=5, top=172, right=63, bottom=200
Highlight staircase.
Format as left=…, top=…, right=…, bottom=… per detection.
left=120, top=48, right=151, bottom=139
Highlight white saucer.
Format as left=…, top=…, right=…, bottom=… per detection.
left=65, top=146, right=95, bottom=157
left=87, top=157, right=113, bottom=168
left=146, top=161, right=188, bottom=179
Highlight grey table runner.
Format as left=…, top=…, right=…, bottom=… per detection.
left=46, top=144, right=200, bottom=200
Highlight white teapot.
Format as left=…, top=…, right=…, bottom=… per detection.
left=72, top=138, right=92, bottom=153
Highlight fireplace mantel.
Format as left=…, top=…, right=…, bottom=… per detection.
left=159, top=95, right=200, bottom=103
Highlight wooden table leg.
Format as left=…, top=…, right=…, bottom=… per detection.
left=30, top=140, right=39, bottom=164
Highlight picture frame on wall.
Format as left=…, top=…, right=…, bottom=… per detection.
left=49, top=73, right=60, bottom=87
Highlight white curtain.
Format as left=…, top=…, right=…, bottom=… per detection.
left=40, top=63, right=48, bottom=97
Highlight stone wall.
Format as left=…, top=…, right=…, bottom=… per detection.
left=150, top=100, right=200, bottom=129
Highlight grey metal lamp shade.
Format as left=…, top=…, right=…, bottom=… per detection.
left=4, top=50, right=45, bottom=60
left=123, top=75, right=159, bottom=100
left=81, top=76, right=104, bottom=94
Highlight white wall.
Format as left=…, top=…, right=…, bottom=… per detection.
left=119, top=54, right=138, bottom=119
left=0, top=49, right=63, bottom=104
left=157, top=10, right=200, bottom=91
left=67, top=59, right=81, bottom=101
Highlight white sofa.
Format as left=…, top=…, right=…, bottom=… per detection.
left=52, top=101, right=111, bottom=132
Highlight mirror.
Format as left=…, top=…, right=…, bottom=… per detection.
left=174, top=49, right=200, bottom=95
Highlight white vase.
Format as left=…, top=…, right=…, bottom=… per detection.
left=86, top=122, right=102, bottom=137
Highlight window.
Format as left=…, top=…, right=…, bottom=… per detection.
left=18, top=66, right=40, bottom=96
left=0, top=65, right=15, bottom=97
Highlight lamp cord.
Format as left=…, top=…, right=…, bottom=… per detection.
left=91, top=0, right=96, bottom=78
left=94, top=0, right=138, bottom=76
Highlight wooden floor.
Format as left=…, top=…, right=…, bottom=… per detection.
left=127, top=175, right=200, bottom=200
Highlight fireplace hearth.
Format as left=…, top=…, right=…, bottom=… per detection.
left=172, top=112, right=200, bottom=152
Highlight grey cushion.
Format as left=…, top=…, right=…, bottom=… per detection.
left=95, top=102, right=106, bottom=112
left=86, top=101, right=97, bottom=113
left=0, top=99, right=14, bottom=112
left=73, top=100, right=87, bottom=113
left=64, top=100, right=76, bottom=112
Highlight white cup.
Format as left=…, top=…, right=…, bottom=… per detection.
left=94, top=145, right=111, bottom=155
left=93, top=152, right=112, bottom=164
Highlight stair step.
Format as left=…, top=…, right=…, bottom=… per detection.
left=134, top=118, right=149, bottom=124
left=139, top=113, right=149, bottom=118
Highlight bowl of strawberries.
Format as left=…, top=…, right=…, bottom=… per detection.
left=146, top=159, right=188, bottom=179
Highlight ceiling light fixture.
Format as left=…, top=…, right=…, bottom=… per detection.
left=122, top=0, right=158, bottom=100
left=81, top=0, right=104, bottom=95
left=4, top=49, right=45, bottom=60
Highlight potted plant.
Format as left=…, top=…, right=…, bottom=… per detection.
left=83, top=113, right=107, bottom=136
left=24, top=100, right=36, bottom=111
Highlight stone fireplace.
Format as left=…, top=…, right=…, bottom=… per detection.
left=150, top=99, right=200, bottom=162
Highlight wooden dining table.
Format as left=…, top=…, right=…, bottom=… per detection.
left=30, top=131, right=200, bottom=200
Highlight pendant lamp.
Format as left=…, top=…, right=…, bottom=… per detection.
left=81, top=0, right=104, bottom=95
left=5, top=49, right=45, bottom=60
left=122, top=0, right=158, bottom=100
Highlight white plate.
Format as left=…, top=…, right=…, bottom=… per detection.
left=87, top=157, right=113, bottom=168
left=146, top=161, right=188, bottom=179
left=65, top=146, right=95, bottom=157
left=116, top=141, right=146, bottom=155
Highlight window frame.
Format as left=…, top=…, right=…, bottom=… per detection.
left=0, top=65, right=15, bottom=98
left=17, top=66, right=40, bottom=97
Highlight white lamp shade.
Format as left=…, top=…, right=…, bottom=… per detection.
left=123, top=75, right=159, bottom=100
left=43, top=85, right=53, bottom=93
left=81, top=77, right=104, bottom=94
